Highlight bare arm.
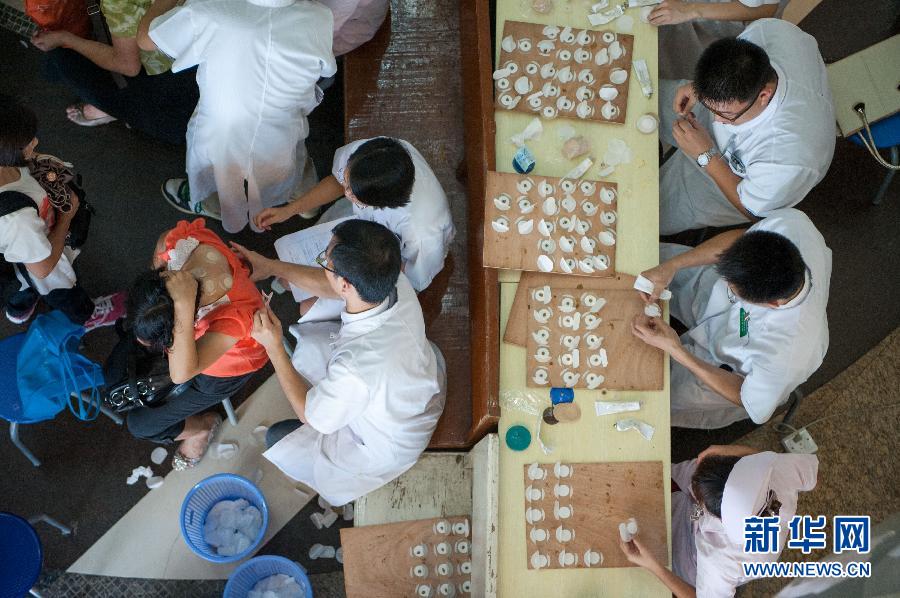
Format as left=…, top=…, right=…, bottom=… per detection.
left=705, top=155, right=757, bottom=221
left=255, top=176, right=344, bottom=230
left=229, top=242, right=340, bottom=300
left=638, top=228, right=745, bottom=302
left=165, top=272, right=238, bottom=383
left=48, top=32, right=142, bottom=77
left=691, top=1, right=777, bottom=21
left=25, top=193, right=77, bottom=280
left=137, top=0, right=181, bottom=52
left=650, top=0, right=777, bottom=25
left=669, top=343, right=745, bottom=406
left=251, top=306, right=309, bottom=421
left=620, top=537, right=696, bottom=598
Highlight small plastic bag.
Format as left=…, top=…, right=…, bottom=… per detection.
left=500, top=390, right=547, bottom=416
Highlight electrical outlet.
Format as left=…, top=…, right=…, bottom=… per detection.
left=782, top=428, right=818, bottom=454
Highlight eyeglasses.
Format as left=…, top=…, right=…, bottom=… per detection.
left=700, top=82, right=766, bottom=123
left=315, top=249, right=339, bottom=276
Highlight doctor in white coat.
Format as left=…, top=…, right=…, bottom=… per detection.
left=255, top=136, right=455, bottom=292
left=619, top=445, right=819, bottom=597
left=232, top=219, right=446, bottom=505
left=138, top=0, right=337, bottom=233
left=632, top=208, right=831, bottom=429
left=658, top=19, right=834, bottom=234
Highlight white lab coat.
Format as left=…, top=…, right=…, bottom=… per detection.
left=671, top=453, right=819, bottom=597
left=319, top=0, right=388, bottom=56
left=666, top=209, right=831, bottom=429
left=330, top=137, right=456, bottom=292
left=658, top=0, right=786, bottom=80
left=264, top=274, right=447, bottom=505
left=658, top=19, right=835, bottom=235
left=149, top=0, right=337, bottom=234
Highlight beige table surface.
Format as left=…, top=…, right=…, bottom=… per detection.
left=494, top=2, right=671, bottom=596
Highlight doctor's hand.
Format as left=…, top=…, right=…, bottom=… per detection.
left=649, top=1, right=699, bottom=26
left=672, top=112, right=715, bottom=161
left=229, top=242, right=274, bottom=282
left=254, top=205, right=293, bottom=231
left=251, top=305, right=284, bottom=352
left=31, top=30, right=72, bottom=52
left=631, top=315, right=682, bottom=354
left=619, top=537, right=662, bottom=572
left=638, top=263, right=675, bottom=303
left=673, top=82, right=698, bottom=116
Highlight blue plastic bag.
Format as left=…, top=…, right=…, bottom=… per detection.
left=16, top=311, right=104, bottom=422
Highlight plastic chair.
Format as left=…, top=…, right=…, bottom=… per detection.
left=0, top=512, right=71, bottom=598
left=0, top=333, right=123, bottom=467
left=849, top=112, right=900, bottom=205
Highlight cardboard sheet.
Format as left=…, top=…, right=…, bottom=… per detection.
left=522, top=461, right=667, bottom=570
left=525, top=287, right=663, bottom=390
left=495, top=21, right=635, bottom=124
left=341, top=516, right=472, bottom=598
left=68, top=376, right=315, bottom=580
left=483, top=171, right=618, bottom=276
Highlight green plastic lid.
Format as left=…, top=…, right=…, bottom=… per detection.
left=505, top=425, right=532, bottom=451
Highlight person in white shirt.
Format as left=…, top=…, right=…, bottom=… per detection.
left=231, top=219, right=446, bottom=505
left=319, top=0, right=389, bottom=56
left=0, top=96, right=124, bottom=328
left=256, top=137, right=455, bottom=295
left=137, top=0, right=337, bottom=233
left=619, top=445, right=819, bottom=598
left=659, top=19, right=835, bottom=235
left=650, top=1, right=785, bottom=80
left=632, top=208, right=831, bottom=429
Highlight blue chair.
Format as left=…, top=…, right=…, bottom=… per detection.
left=0, top=512, right=71, bottom=598
left=0, top=333, right=123, bottom=467
left=849, top=112, right=900, bottom=205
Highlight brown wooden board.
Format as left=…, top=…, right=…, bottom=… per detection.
left=525, top=287, right=663, bottom=390
left=522, top=461, right=667, bottom=570
left=483, top=171, right=618, bottom=276
left=494, top=21, right=635, bottom=124
left=341, top=516, right=472, bottom=598
left=505, top=272, right=637, bottom=347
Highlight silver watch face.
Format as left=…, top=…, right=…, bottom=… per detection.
left=697, top=153, right=710, bottom=167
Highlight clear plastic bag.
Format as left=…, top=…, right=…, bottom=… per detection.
left=500, top=390, right=548, bottom=416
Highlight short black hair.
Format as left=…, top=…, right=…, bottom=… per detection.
left=693, top=38, right=776, bottom=105
left=329, top=219, right=401, bottom=304
left=692, top=455, right=741, bottom=519
left=716, top=230, right=806, bottom=304
left=0, top=94, right=37, bottom=167
left=346, top=137, right=415, bottom=209
left=127, top=269, right=200, bottom=352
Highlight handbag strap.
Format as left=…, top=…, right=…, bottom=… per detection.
left=854, top=104, right=900, bottom=171
left=86, top=1, right=128, bottom=89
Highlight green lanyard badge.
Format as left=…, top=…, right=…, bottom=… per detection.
left=739, top=308, right=750, bottom=338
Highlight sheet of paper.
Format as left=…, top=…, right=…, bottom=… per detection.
left=274, top=217, right=351, bottom=302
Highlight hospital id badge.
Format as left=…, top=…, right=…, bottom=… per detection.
left=739, top=308, right=749, bottom=338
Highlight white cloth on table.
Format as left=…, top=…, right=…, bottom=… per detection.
left=665, top=209, right=831, bottom=429
left=659, top=19, right=835, bottom=235
left=319, top=0, right=388, bottom=56
left=671, top=452, right=818, bottom=597
left=264, top=274, right=446, bottom=505
left=658, top=0, right=786, bottom=80
left=149, top=0, right=337, bottom=233
left=0, top=168, right=78, bottom=294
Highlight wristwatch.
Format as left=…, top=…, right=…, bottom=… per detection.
left=696, top=147, right=721, bottom=168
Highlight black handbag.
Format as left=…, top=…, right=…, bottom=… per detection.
left=102, top=326, right=176, bottom=413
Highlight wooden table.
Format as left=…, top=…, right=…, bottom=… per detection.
left=494, top=3, right=672, bottom=596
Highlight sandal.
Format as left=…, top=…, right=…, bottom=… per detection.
left=66, top=103, right=118, bottom=127
left=172, top=414, right=222, bottom=471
